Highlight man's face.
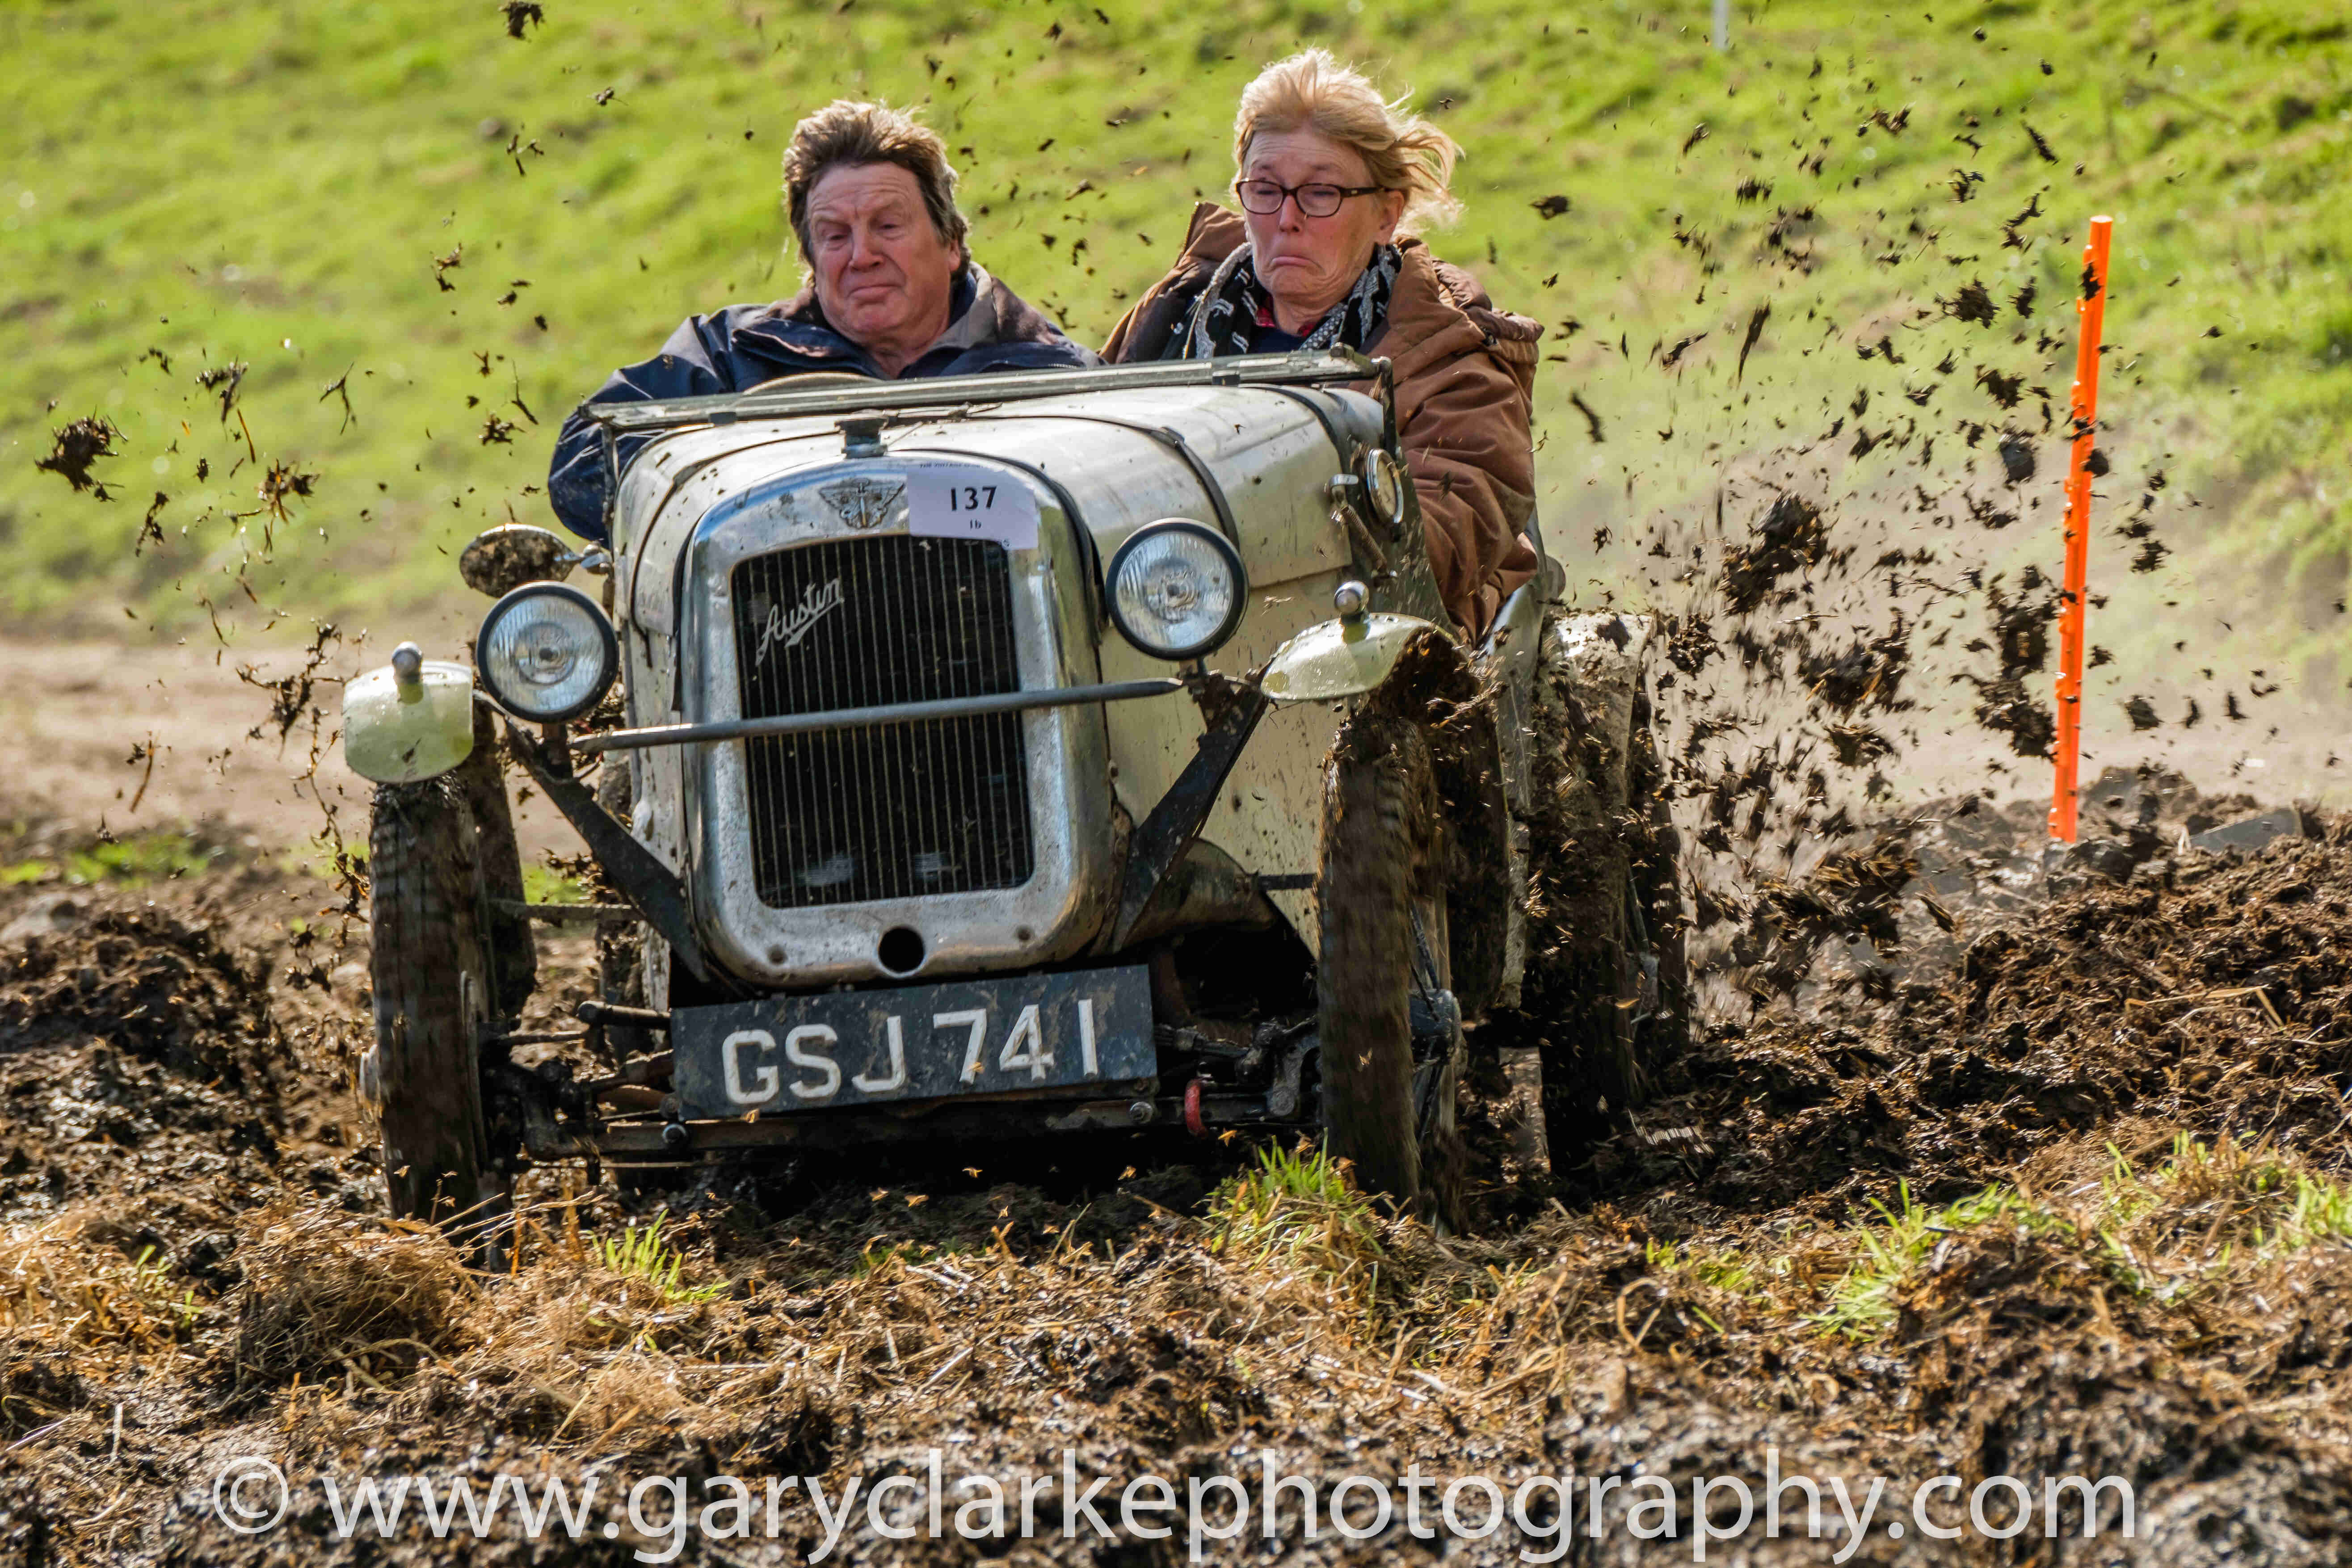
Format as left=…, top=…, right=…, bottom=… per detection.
left=804, top=162, right=962, bottom=354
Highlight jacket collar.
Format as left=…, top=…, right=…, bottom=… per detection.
left=1157, top=202, right=1537, bottom=387
left=731, top=265, right=991, bottom=373
left=1170, top=202, right=1248, bottom=273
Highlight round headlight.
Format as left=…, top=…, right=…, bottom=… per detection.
left=1105, top=520, right=1248, bottom=661
left=475, top=582, right=618, bottom=723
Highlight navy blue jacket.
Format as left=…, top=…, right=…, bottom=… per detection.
left=547, top=264, right=1095, bottom=541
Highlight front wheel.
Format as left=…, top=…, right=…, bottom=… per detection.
left=1316, top=706, right=1465, bottom=1224
left=360, top=777, right=505, bottom=1233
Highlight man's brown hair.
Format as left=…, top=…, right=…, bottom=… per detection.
left=782, top=100, right=969, bottom=263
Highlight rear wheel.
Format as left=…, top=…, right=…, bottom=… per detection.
left=1316, top=706, right=1466, bottom=1224
left=360, top=776, right=508, bottom=1236
left=1506, top=614, right=1689, bottom=1176
left=1627, top=709, right=1691, bottom=1056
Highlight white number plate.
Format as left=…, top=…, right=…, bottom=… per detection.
left=905, top=461, right=1039, bottom=551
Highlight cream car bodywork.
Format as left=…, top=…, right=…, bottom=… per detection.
left=605, top=378, right=1388, bottom=994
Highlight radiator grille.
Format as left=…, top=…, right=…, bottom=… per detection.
left=729, top=534, right=1034, bottom=908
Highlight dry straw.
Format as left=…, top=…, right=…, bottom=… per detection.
left=230, top=1199, right=470, bottom=1385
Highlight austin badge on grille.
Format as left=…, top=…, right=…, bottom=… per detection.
left=753, top=578, right=845, bottom=665
left=819, top=477, right=904, bottom=532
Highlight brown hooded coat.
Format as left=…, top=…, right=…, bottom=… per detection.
left=1103, top=203, right=1541, bottom=635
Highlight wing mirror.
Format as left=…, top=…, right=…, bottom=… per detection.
left=459, top=525, right=610, bottom=598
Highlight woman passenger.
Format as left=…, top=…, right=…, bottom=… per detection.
left=1104, top=49, right=1540, bottom=637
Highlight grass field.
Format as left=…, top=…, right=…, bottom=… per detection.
left=1, top=0, right=2346, bottom=683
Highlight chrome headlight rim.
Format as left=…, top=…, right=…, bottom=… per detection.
left=1358, top=448, right=1409, bottom=530
left=475, top=581, right=619, bottom=723
left=1104, top=518, right=1249, bottom=662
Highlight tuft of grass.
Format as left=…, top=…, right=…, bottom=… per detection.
left=1810, top=1137, right=2352, bottom=1341
left=856, top=1237, right=950, bottom=1275
left=1814, top=1180, right=2072, bottom=1339
left=594, top=1216, right=725, bottom=1306
left=129, top=1245, right=202, bottom=1333
left=1204, top=1143, right=1387, bottom=1272
left=1645, top=1238, right=1763, bottom=1299
left=0, top=1218, right=206, bottom=1354
left=234, top=1201, right=470, bottom=1383
left=2280, top=1172, right=2352, bottom=1248
left=2105, top=1132, right=2352, bottom=1261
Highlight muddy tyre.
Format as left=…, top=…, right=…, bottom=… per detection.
left=361, top=776, right=505, bottom=1231
left=1507, top=614, right=1686, bottom=1172
left=1317, top=707, right=1464, bottom=1222
left=1627, top=711, right=1691, bottom=1056
left=456, top=701, right=536, bottom=1021
left=593, top=759, right=656, bottom=1055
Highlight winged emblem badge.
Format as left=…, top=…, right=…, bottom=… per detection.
left=819, top=476, right=904, bottom=532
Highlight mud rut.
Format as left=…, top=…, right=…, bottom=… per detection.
left=5, top=773, right=2352, bottom=1567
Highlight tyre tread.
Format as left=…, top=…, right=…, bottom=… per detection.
left=369, top=778, right=496, bottom=1225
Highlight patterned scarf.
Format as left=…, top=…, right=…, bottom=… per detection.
left=1164, top=241, right=1400, bottom=360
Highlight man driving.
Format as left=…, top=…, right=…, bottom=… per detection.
left=548, top=99, right=1095, bottom=539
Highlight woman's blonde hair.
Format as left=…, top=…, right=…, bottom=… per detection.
left=1232, top=49, right=1463, bottom=232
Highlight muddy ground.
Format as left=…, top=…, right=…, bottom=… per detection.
left=4, top=752, right=2352, bottom=1567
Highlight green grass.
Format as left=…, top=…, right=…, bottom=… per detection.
left=594, top=1215, right=725, bottom=1306
left=1645, top=1236, right=1763, bottom=1298
left=0, top=828, right=227, bottom=887
left=854, top=1234, right=988, bottom=1274
left=2104, top=1131, right=2352, bottom=1259
left=1806, top=1137, right=2352, bottom=1339
left=1813, top=1179, right=2074, bottom=1337
left=521, top=861, right=592, bottom=907
left=1205, top=1141, right=1386, bottom=1265
left=1, top=0, right=2346, bottom=677
left=129, top=1244, right=204, bottom=1334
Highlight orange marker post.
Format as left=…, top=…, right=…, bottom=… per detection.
left=2050, top=215, right=2113, bottom=845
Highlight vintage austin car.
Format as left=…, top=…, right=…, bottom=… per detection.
left=341, top=349, right=1683, bottom=1232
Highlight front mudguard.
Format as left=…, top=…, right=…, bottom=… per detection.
left=343, top=658, right=477, bottom=783
left=1260, top=611, right=1446, bottom=706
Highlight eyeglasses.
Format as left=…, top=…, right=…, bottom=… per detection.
left=1232, top=178, right=1391, bottom=219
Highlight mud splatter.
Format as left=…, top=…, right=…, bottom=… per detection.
left=32, top=416, right=121, bottom=496
left=196, top=362, right=247, bottom=424
left=256, top=460, right=318, bottom=524
left=1721, top=492, right=1826, bottom=614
